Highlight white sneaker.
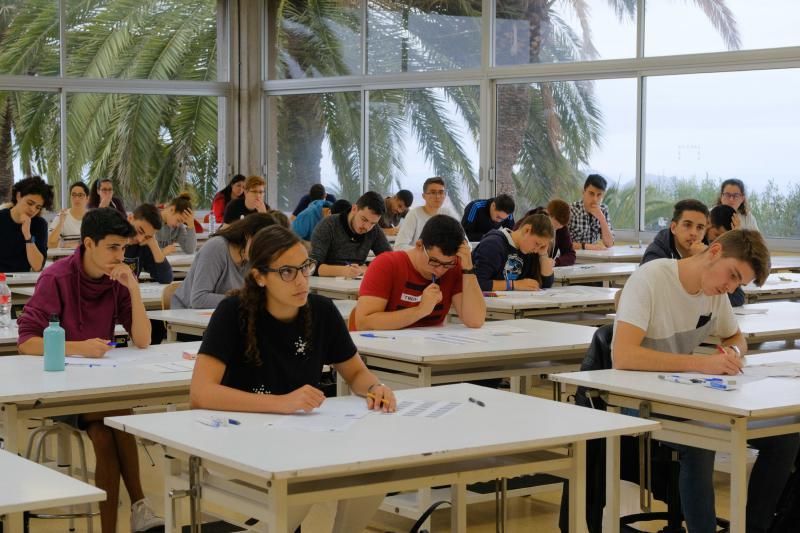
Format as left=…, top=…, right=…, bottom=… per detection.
left=130, top=498, right=165, bottom=532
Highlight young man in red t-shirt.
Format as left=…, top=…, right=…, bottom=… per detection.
left=354, top=214, right=486, bottom=329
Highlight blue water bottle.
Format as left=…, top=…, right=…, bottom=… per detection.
left=43, top=314, right=65, bottom=372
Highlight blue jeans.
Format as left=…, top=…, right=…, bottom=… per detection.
left=668, top=433, right=799, bottom=533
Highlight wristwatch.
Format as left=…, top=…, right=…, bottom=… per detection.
left=462, top=268, right=475, bottom=275
left=24, top=236, right=35, bottom=244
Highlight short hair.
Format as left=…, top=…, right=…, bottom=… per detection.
left=709, top=205, right=736, bottom=231
left=396, top=189, right=414, bottom=208
left=583, top=174, right=607, bottom=191
left=132, top=203, right=163, bottom=230
left=493, top=194, right=515, bottom=215
left=419, top=214, right=464, bottom=256
left=69, top=181, right=89, bottom=196
left=81, top=207, right=135, bottom=243
left=423, top=176, right=446, bottom=193
left=716, top=229, right=770, bottom=287
left=266, top=210, right=290, bottom=228
left=516, top=213, right=554, bottom=240
left=168, top=192, right=193, bottom=214
left=355, top=191, right=386, bottom=216
left=672, top=199, right=709, bottom=223
left=331, top=199, right=351, bottom=215
left=11, top=176, right=54, bottom=210
left=244, top=175, right=266, bottom=191
left=308, top=184, right=326, bottom=201
left=547, top=199, right=570, bottom=226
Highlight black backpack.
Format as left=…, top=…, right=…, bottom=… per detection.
left=768, top=450, right=800, bottom=532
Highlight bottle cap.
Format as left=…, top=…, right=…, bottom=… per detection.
left=49, top=313, right=59, bottom=322
left=0, top=273, right=6, bottom=282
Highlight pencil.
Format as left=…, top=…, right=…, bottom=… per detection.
left=367, top=392, right=390, bottom=405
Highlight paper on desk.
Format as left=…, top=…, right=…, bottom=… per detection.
left=394, top=400, right=462, bottom=419
left=734, top=308, right=769, bottom=316
left=139, top=360, right=195, bottom=373
left=65, top=357, right=119, bottom=367
left=265, top=396, right=371, bottom=432
left=743, top=362, right=800, bottom=378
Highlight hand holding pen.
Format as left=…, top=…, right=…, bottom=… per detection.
left=697, top=345, right=744, bottom=375
left=366, top=383, right=396, bottom=413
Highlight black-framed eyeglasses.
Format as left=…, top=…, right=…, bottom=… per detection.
left=423, top=247, right=457, bottom=269
left=260, top=259, right=317, bottom=281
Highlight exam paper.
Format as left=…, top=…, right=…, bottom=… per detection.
left=65, top=357, right=120, bottom=367
left=394, top=400, right=462, bottom=419
left=743, top=362, right=800, bottom=378
left=139, top=360, right=195, bottom=373
left=265, top=396, right=370, bottom=432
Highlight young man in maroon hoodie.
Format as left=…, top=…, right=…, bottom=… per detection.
left=18, top=207, right=162, bottom=533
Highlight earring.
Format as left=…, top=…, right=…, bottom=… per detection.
left=257, top=281, right=265, bottom=287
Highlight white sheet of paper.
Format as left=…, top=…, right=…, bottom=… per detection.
left=393, top=400, right=462, bottom=419
left=139, top=360, right=195, bottom=373
left=743, top=362, right=800, bottom=378
left=734, top=308, right=769, bottom=315
left=266, top=413, right=359, bottom=432
left=65, top=357, right=119, bottom=367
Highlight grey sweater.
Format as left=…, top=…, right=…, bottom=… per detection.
left=156, top=223, right=197, bottom=254
left=171, top=236, right=247, bottom=309
left=310, top=213, right=391, bottom=267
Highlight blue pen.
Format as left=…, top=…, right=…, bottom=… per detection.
left=227, top=418, right=241, bottom=425
left=360, top=333, right=397, bottom=340
left=107, top=341, right=117, bottom=347
left=704, top=378, right=738, bottom=391
left=431, top=274, right=437, bottom=284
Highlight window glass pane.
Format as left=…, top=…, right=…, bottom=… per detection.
left=645, top=0, right=800, bottom=57
left=0, top=0, right=59, bottom=76
left=65, top=0, right=218, bottom=80
left=368, top=86, right=479, bottom=215
left=268, top=92, right=361, bottom=212
left=496, top=79, right=637, bottom=229
left=495, top=0, right=636, bottom=66
left=67, top=93, right=218, bottom=208
left=644, top=70, right=800, bottom=238
left=270, top=0, right=361, bottom=80
left=367, top=1, right=481, bottom=74
left=0, top=91, right=61, bottom=206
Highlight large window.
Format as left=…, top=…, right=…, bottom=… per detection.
left=644, top=69, right=800, bottom=238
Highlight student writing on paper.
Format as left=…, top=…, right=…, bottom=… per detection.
left=290, top=183, right=337, bottom=220
left=706, top=204, right=736, bottom=242
left=518, top=199, right=575, bottom=266
left=394, top=176, right=460, bottom=249
left=310, top=191, right=392, bottom=278
left=171, top=213, right=283, bottom=309
left=379, top=189, right=413, bottom=235
left=47, top=181, right=88, bottom=249
left=613, top=229, right=798, bottom=533
left=461, top=193, right=515, bottom=242
left=568, top=174, right=614, bottom=250
left=190, top=224, right=395, bottom=533
left=354, top=214, right=485, bottom=330
left=0, top=176, right=52, bottom=273
left=17, top=208, right=162, bottom=533
left=156, top=192, right=198, bottom=254
left=124, top=203, right=174, bottom=284
left=472, top=213, right=555, bottom=291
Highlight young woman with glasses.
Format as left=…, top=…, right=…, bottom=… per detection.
left=88, top=178, right=126, bottom=215
left=190, top=224, right=395, bottom=533
left=715, top=178, right=759, bottom=231
left=48, top=181, right=89, bottom=248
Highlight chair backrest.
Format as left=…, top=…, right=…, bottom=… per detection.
left=161, top=281, right=182, bottom=310
left=581, top=323, right=614, bottom=371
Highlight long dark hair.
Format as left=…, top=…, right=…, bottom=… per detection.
left=215, top=212, right=282, bottom=248
left=716, top=178, right=749, bottom=216
left=219, top=174, right=246, bottom=205
left=232, top=225, right=312, bottom=366
left=88, top=178, right=113, bottom=207
left=517, top=213, right=555, bottom=283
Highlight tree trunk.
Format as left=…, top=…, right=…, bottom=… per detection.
left=0, top=100, right=14, bottom=203
left=283, top=94, right=323, bottom=205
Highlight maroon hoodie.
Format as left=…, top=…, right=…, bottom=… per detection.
left=17, top=246, right=132, bottom=345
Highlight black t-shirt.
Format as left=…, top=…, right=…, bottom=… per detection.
left=199, top=294, right=357, bottom=395
left=223, top=198, right=270, bottom=224
left=0, top=208, right=48, bottom=272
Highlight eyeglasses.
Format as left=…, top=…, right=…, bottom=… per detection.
left=425, top=190, right=446, bottom=197
left=722, top=192, right=743, bottom=200
left=423, top=247, right=457, bottom=269
left=260, top=259, right=317, bottom=282
left=99, top=188, right=113, bottom=193
left=71, top=192, right=87, bottom=198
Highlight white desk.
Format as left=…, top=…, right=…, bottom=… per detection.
left=12, top=282, right=167, bottom=310
left=743, top=273, right=800, bottom=303
left=551, top=350, right=800, bottom=533
left=46, top=247, right=75, bottom=259
left=4, top=272, right=40, bottom=287
left=0, top=449, right=106, bottom=533
left=165, top=253, right=196, bottom=267
left=769, top=255, right=800, bottom=273
left=348, top=319, right=597, bottom=394
left=575, top=245, right=644, bottom=264
left=106, top=383, right=657, bottom=533
left=732, top=302, right=800, bottom=347
left=1, top=322, right=129, bottom=355
left=553, top=263, right=637, bottom=287
left=0, top=341, right=200, bottom=455
left=308, top=276, right=361, bottom=300
left=482, top=286, right=618, bottom=323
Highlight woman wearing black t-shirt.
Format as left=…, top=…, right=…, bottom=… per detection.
left=190, top=224, right=396, bottom=532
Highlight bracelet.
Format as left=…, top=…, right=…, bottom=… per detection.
left=367, top=383, right=385, bottom=394
left=728, top=345, right=742, bottom=357
left=461, top=268, right=475, bottom=275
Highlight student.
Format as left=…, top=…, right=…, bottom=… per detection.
left=124, top=203, right=174, bottom=284
left=707, top=204, right=736, bottom=242
left=291, top=183, right=337, bottom=218
left=0, top=176, right=52, bottom=273
left=190, top=224, right=394, bottom=533
left=641, top=199, right=709, bottom=263
left=568, top=174, right=614, bottom=250
left=461, top=193, right=516, bottom=242
left=172, top=213, right=283, bottom=309
left=613, top=229, right=799, bottom=533
left=354, top=214, right=485, bottom=330
left=222, top=175, right=269, bottom=224
left=310, top=191, right=391, bottom=278
left=380, top=189, right=414, bottom=235
left=88, top=178, right=126, bottom=215
left=211, top=174, right=246, bottom=222
left=291, top=197, right=332, bottom=241
left=716, top=178, right=759, bottom=231
left=473, top=213, right=555, bottom=291
left=17, top=208, right=161, bottom=533
left=48, top=181, right=89, bottom=249
left=518, top=199, right=575, bottom=266
left=394, top=177, right=459, bottom=249
left=157, top=192, right=197, bottom=254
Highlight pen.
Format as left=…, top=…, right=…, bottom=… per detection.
left=658, top=374, right=702, bottom=385
left=431, top=274, right=437, bottom=284
left=367, top=393, right=390, bottom=405
left=468, top=397, right=486, bottom=407
left=703, top=378, right=738, bottom=391
left=482, top=291, right=499, bottom=297
left=360, top=333, right=397, bottom=340
left=107, top=341, right=117, bottom=347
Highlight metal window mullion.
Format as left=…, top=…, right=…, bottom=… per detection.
left=635, top=76, right=646, bottom=233
left=361, top=89, right=369, bottom=194
left=59, top=0, right=67, bottom=205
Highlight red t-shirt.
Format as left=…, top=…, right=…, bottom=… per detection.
left=359, top=250, right=463, bottom=328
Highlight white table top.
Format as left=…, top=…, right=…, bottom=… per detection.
left=13, top=282, right=166, bottom=306
left=770, top=255, right=800, bottom=272
left=0, top=449, right=105, bottom=514
left=484, top=286, right=619, bottom=312
left=308, top=276, right=362, bottom=294
left=0, top=322, right=129, bottom=347
left=743, top=273, right=800, bottom=296
left=551, top=350, right=800, bottom=418
left=553, top=262, right=637, bottom=282
left=575, top=245, right=645, bottom=263
left=353, top=319, right=596, bottom=364
left=0, top=342, right=200, bottom=404
left=46, top=247, right=76, bottom=258
left=165, top=253, right=196, bottom=267
left=733, top=301, right=800, bottom=340
left=106, top=383, right=657, bottom=480
left=4, top=271, right=41, bottom=286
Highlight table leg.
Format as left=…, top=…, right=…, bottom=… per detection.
left=568, top=440, right=588, bottom=533
left=0, top=403, right=21, bottom=453
left=729, top=418, right=748, bottom=533
left=4, top=511, right=24, bottom=533
left=604, top=435, right=621, bottom=533
left=450, top=482, right=467, bottom=533
left=166, top=325, right=177, bottom=343
left=188, top=456, right=202, bottom=533
left=265, top=478, right=290, bottom=533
